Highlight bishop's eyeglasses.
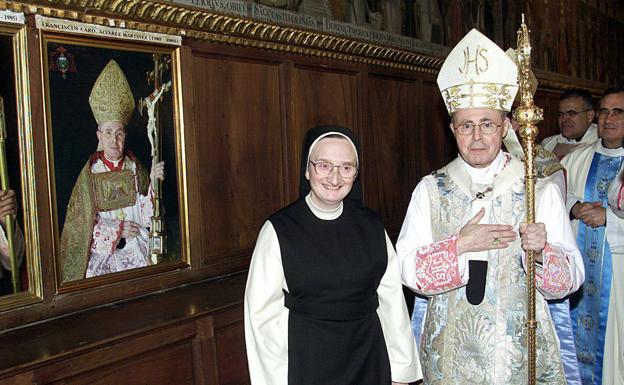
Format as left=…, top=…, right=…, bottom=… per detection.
left=309, top=160, right=358, bottom=179
left=453, top=121, right=502, bottom=135
left=98, top=129, right=126, bottom=140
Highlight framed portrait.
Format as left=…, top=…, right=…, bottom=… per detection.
left=40, top=28, right=189, bottom=290
left=0, top=19, right=43, bottom=310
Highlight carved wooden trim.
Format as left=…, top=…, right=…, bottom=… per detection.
left=0, top=1, right=612, bottom=93
left=533, top=68, right=612, bottom=95
left=1, top=0, right=444, bottom=73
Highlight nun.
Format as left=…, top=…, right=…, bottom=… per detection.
left=244, top=126, right=421, bottom=385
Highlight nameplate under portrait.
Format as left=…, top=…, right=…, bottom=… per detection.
left=0, top=10, right=25, bottom=25
left=35, top=16, right=182, bottom=46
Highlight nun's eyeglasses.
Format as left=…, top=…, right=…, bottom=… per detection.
left=309, top=160, right=358, bottom=179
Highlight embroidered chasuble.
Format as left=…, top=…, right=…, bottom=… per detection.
left=420, top=158, right=564, bottom=384
left=398, top=153, right=584, bottom=385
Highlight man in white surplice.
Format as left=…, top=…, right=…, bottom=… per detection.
left=541, top=89, right=598, bottom=159
left=561, top=86, right=624, bottom=385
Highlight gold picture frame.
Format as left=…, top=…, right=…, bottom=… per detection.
left=40, top=30, right=189, bottom=291
left=0, top=21, right=43, bottom=311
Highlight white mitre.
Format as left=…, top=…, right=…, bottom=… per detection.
left=437, top=29, right=519, bottom=114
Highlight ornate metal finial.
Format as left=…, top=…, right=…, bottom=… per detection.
left=516, top=17, right=539, bottom=115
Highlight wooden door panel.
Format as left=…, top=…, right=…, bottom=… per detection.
left=191, top=54, right=285, bottom=265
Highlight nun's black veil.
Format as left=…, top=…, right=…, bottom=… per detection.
left=298, top=125, right=363, bottom=205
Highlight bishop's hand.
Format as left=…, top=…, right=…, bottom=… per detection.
left=150, top=161, right=165, bottom=182
left=457, top=208, right=516, bottom=255
left=121, top=221, right=141, bottom=239
left=519, top=222, right=547, bottom=263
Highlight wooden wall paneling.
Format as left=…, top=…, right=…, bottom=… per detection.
left=291, top=65, right=359, bottom=131
left=213, top=306, right=248, bottom=385
left=49, top=344, right=195, bottom=385
left=355, top=67, right=367, bottom=166
left=215, top=328, right=248, bottom=384
left=0, top=372, right=35, bottom=385
left=279, top=61, right=296, bottom=204
left=416, top=80, right=456, bottom=178
left=288, top=65, right=360, bottom=200
left=191, top=316, right=219, bottom=385
left=190, top=51, right=285, bottom=269
left=533, top=89, right=563, bottom=142
left=362, top=74, right=418, bottom=234
left=0, top=274, right=247, bottom=382
left=179, top=44, right=204, bottom=270
left=32, top=321, right=201, bottom=384
left=353, top=65, right=367, bottom=214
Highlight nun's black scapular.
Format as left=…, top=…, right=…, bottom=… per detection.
left=269, top=125, right=392, bottom=385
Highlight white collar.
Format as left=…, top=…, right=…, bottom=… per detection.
left=557, top=123, right=596, bottom=144
left=305, top=194, right=343, bottom=220
left=557, top=134, right=580, bottom=145
left=103, top=154, right=122, bottom=167
left=596, top=140, right=624, bottom=157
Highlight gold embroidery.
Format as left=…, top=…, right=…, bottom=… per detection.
left=89, top=60, right=135, bottom=125
left=420, top=166, right=566, bottom=385
left=442, top=82, right=514, bottom=113
left=459, top=45, right=489, bottom=75
left=91, top=169, right=137, bottom=212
